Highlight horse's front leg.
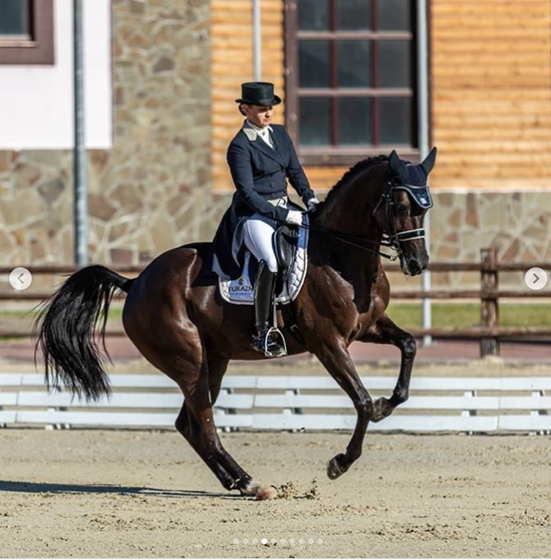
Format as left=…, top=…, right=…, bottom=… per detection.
left=361, top=313, right=417, bottom=422
left=313, top=340, right=373, bottom=480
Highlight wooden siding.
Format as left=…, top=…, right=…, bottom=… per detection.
left=211, top=0, right=285, bottom=192
left=431, top=0, right=551, bottom=188
left=210, top=0, right=370, bottom=193
left=212, top=0, right=551, bottom=192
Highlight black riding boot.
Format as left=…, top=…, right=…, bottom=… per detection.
left=252, top=260, right=286, bottom=357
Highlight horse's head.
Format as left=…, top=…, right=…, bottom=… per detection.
left=373, top=148, right=437, bottom=276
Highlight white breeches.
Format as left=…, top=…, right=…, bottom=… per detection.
left=243, top=214, right=279, bottom=273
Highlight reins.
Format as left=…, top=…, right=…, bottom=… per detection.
left=295, top=179, right=431, bottom=263
left=296, top=222, right=399, bottom=261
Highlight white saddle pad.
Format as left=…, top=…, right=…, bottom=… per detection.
left=218, top=217, right=309, bottom=306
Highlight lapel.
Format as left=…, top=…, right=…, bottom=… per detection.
left=242, top=122, right=286, bottom=167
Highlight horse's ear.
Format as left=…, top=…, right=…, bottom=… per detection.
left=389, top=150, right=406, bottom=176
left=420, top=147, right=437, bottom=175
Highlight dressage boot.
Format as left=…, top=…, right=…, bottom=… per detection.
left=252, top=260, right=286, bottom=357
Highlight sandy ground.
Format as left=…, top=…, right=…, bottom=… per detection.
left=2, top=359, right=551, bottom=557
left=1, top=429, right=551, bottom=558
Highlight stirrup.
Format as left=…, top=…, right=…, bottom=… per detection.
left=252, top=326, right=287, bottom=358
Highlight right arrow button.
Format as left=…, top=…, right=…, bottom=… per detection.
left=525, top=267, right=548, bottom=291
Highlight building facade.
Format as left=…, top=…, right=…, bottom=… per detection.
left=0, top=0, right=550, bottom=289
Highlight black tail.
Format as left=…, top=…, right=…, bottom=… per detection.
left=34, top=265, right=134, bottom=401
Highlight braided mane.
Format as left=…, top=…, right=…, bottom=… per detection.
left=320, top=155, right=389, bottom=208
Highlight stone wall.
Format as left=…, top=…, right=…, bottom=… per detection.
left=433, top=191, right=551, bottom=261
left=0, top=0, right=548, bottom=293
left=0, top=0, right=212, bottom=268
left=397, top=190, right=551, bottom=290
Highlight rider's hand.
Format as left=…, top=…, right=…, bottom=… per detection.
left=285, top=210, right=303, bottom=226
left=307, top=197, right=320, bottom=212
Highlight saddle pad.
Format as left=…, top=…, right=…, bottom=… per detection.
left=218, top=216, right=309, bottom=306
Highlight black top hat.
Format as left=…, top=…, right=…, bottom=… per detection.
left=235, top=82, right=282, bottom=106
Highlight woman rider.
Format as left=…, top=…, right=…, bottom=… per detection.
left=208, top=82, right=320, bottom=357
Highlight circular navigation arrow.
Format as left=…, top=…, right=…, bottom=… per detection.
left=9, top=267, right=33, bottom=291
left=525, top=267, right=548, bottom=291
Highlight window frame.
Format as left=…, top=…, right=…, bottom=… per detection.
left=0, top=0, right=54, bottom=65
left=284, top=0, right=423, bottom=166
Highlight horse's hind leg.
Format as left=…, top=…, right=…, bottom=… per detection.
left=175, top=355, right=277, bottom=500
left=175, top=402, right=235, bottom=490
left=204, top=356, right=273, bottom=497
left=361, top=313, right=416, bottom=422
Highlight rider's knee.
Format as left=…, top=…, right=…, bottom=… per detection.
left=265, top=255, right=278, bottom=274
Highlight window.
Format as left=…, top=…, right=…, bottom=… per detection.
left=0, top=0, right=54, bottom=64
left=285, top=0, right=420, bottom=165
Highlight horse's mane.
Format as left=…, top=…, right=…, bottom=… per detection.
left=321, top=155, right=389, bottom=208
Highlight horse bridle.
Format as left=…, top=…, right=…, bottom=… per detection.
left=374, top=180, right=432, bottom=260
left=300, top=179, right=432, bottom=262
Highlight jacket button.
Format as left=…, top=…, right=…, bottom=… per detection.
left=270, top=182, right=275, bottom=187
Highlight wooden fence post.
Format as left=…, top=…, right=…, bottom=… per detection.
left=480, top=248, right=500, bottom=357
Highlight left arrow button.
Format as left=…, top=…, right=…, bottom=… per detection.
left=9, top=267, right=32, bottom=291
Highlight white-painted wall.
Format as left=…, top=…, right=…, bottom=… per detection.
left=0, top=0, right=112, bottom=150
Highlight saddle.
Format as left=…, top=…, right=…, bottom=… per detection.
left=274, top=223, right=300, bottom=286
left=218, top=215, right=309, bottom=306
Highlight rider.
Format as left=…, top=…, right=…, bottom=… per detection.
left=208, top=82, right=320, bottom=356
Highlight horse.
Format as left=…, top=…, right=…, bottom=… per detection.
left=35, top=148, right=437, bottom=500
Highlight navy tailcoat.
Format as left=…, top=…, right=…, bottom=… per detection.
left=206, top=121, right=316, bottom=281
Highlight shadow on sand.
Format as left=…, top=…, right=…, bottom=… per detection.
left=0, top=480, right=242, bottom=500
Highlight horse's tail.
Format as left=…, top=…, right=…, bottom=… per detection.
left=34, top=265, right=134, bottom=401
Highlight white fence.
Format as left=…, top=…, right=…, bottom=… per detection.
left=0, top=374, right=550, bottom=433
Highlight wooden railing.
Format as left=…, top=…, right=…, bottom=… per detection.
left=1, top=249, right=550, bottom=357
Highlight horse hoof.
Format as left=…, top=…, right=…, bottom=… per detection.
left=371, top=397, right=393, bottom=423
left=240, top=481, right=278, bottom=500
left=255, top=485, right=278, bottom=501
left=327, top=454, right=346, bottom=480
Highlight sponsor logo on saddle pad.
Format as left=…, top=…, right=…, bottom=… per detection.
left=229, top=281, right=253, bottom=294
left=219, top=217, right=309, bottom=306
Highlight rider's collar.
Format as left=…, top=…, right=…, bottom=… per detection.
left=243, top=120, right=273, bottom=141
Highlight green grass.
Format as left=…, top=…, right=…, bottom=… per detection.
left=0, top=309, right=39, bottom=318
left=1, top=303, right=549, bottom=336
left=387, top=303, right=551, bottom=329
left=0, top=307, right=124, bottom=321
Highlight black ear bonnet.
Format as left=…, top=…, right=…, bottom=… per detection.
left=392, top=163, right=433, bottom=212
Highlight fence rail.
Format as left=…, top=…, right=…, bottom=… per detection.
left=1, top=374, right=550, bottom=433
left=1, top=249, right=550, bottom=357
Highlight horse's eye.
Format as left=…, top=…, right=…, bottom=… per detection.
left=395, top=205, right=408, bottom=216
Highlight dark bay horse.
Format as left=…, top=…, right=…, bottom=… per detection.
left=36, top=148, right=437, bottom=500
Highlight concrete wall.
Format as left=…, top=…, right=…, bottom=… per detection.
left=0, top=0, right=112, bottom=150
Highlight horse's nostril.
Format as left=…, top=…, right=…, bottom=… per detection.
left=408, top=260, right=421, bottom=273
